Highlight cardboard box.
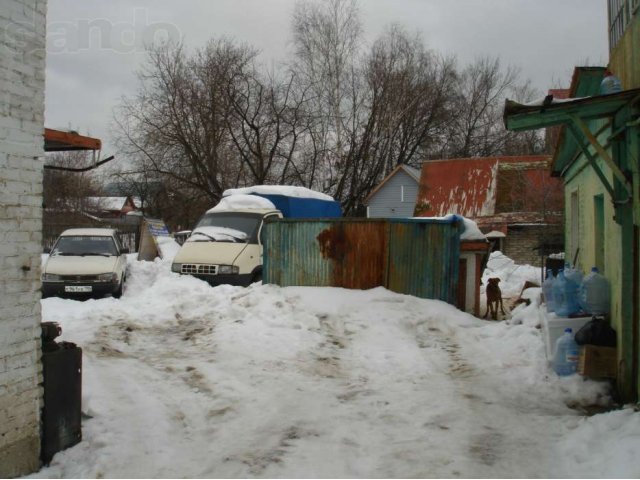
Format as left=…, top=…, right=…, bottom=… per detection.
left=579, top=345, right=617, bottom=378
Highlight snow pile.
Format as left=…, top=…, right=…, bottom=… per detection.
left=156, top=236, right=181, bottom=261
left=208, top=193, right=276, bottom=212
left=223, top=185, right=334, bottom=201
left=31, top=253, right=632, bottom=478
left=458, top=216, right=485, bottom=241
left=482, top=250, right=542, bottom=299
left=554, top=407, right=640, bottom=478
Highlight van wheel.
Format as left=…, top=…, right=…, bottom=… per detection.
left=252, top=272, right=263, bottom=285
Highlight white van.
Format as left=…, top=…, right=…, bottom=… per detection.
left=171, top=187, right=342, bottom=286
left=171, top=205, right=281, bottom=286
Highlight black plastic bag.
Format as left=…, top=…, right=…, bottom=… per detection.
left=574, top=316, right=617, bottom=347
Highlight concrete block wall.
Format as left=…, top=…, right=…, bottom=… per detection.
left=504, top=224, right=563, bottom=270
left=0, top=0, right=47, bottom=476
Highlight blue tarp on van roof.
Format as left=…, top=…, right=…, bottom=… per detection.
left=252, top=194, right=342, bottom=218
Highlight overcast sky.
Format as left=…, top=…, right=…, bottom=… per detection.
left=45, top=0, right=609, bottom=157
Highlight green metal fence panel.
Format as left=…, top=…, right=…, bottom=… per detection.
left=386, top=218, right=461, bottom=302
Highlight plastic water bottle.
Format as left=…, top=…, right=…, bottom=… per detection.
left=554, top=328, right=580, bottom=376
left=554, top=270, right=580, bottom=317
left=542, top=270, right=556, bottom=312
left=600, top=71, right=622, bottom=95
left=579, top=267, right=610, bottom=315
left=564, top=263, right=583, bottom=289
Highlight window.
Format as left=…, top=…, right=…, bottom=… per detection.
left=594, top=195, right=605, bottom=273
left=400, top=185, right=405, bottom=203
left=570, top=191, right=580, bottom=264
left=609, top=0, right=638, bottom=49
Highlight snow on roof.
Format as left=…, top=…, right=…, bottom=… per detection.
left=208, top=194, right=277, bottom=213
left=417, top=214, right=487, bottom=241
left=60, top=228, right=117, bottom=237
left=87, top=196, right=129, bottom=211
left=523, top=95, right=587, bottom=106
left=223, top=185, right=334, bottom=201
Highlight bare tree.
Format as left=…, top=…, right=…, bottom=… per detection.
left=442, top=56, right=544, bottom=158
left=113, top=1, right=544, bottom=221
left=43, top=151, right=101, bottom=212
left=226, top=69, right=314, bottom=187
left=291, top=0, right=364, bottom=200
left=114, top=39, right=258, bottom=206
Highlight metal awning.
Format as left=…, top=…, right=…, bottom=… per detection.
left=44, top=128, right=101, bottom=152
left=504, top=88, right=640, bottom=202
left=503, top=89, right=640, bottom=132
left=43, top=128, right=116, bottom=172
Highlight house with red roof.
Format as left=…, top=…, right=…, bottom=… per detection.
left=414, top=155, right=564, bottom=267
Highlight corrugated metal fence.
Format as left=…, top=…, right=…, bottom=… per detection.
left=263, top=217, right=461, bottom=303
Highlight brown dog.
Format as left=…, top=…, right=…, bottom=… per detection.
left=484, top=277, right=506, bottom=320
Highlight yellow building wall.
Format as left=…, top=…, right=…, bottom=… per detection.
left=563, top=143, right=624, bottom=342
left=610, top=13, right=640, bottom=89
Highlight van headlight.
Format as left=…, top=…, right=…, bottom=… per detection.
left=42, top=273, right=62, bottom=282
left=218, top=265, right=239, bottom=274
left=171, top=263, right=182, bottom=273
left=97, top=273, right=118, bottom=283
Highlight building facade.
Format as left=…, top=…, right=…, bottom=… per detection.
left=364, top=164, right=421, bottom=218
left=414, top=156, right=564, bottom=267
left=0, top=0, right=47, bottom=475
left=505, top=64, right=640, bottom=402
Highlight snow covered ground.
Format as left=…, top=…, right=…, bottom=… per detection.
left=30, top=252, right=640, bottom=478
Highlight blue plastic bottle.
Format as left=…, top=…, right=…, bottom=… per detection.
left=600, top=72, right=622, bottom=95
left=579, top=267, right=610, bottom=315
left=554, top=328, right=580, bottom=376
left=564, top=263, right=583, bottom=290
left=554, top=270, right=580, bottom=317
left=542, top=270, right=556, bottom=312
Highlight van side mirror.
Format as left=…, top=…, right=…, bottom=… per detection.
left=44, top=247, right=51, bottom=254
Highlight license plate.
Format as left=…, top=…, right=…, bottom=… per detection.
left=65, top=285, right=92, bottom=293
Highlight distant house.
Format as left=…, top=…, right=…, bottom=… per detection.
left=414, top=156, right=564, bottom=267
left=364, top=164, right=421, bottom=218
left=87, top=196, right=138, bottom=218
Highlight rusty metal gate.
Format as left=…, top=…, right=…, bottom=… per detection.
left=263, top=217, right=461, bottom=303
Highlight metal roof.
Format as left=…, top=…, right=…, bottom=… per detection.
left=414, top=156, right=561, bottom=223
left=44, top=128, right=102, bottom=152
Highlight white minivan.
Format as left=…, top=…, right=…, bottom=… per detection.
left=171, top=206, right=281, bottom=286
left=42, top=228, right=129, bottom=298
left=171, top=187, right=342, bottom=286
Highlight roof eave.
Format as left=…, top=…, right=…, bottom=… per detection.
left=504, top=88, right=640, bottom=175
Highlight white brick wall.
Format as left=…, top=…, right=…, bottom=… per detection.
left=0, top=0, right=47, bottom=476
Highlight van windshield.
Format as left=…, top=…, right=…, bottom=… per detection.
left=194, top=212, right=262, bottom=243
left=52, top=236, right=118, bottom=256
